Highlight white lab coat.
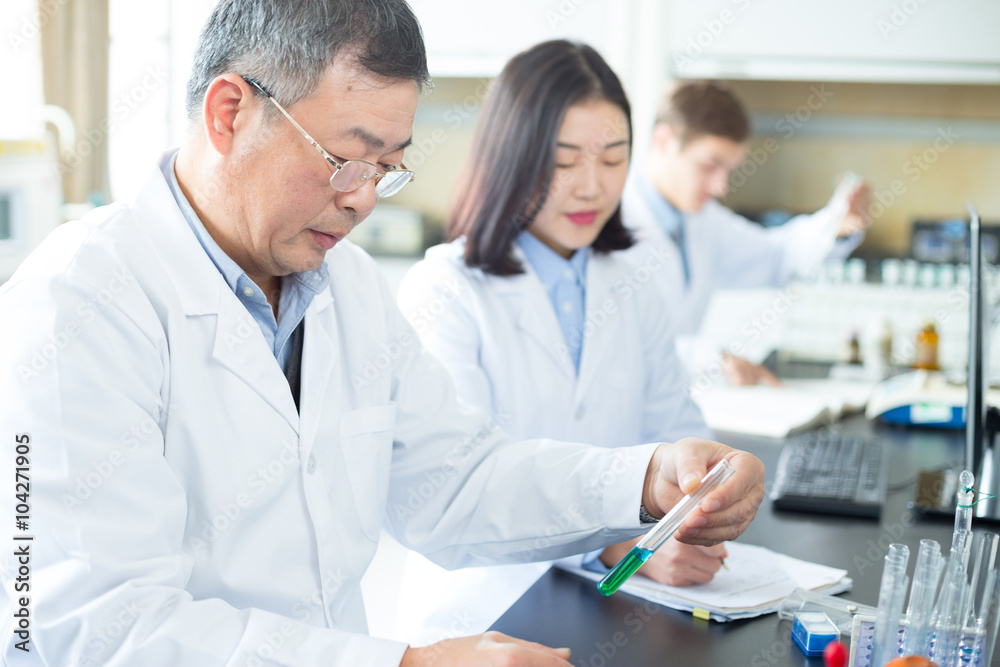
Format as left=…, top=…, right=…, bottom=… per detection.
left=619, top=172, right=861, bottom=370
left=0, top=152, right=659, bottom=667
left=398, top=238, right=710, bottom=446
left=385, top=238, right=710, bottom=642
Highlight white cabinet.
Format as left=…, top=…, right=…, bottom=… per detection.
left=667, top=0, right=1000, bottom=84
left=409, top=0, right=629, bottom=78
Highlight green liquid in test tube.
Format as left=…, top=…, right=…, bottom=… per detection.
left=598, top=546, right=654, bottom=596
left=598, top=459, right=735, bottom=596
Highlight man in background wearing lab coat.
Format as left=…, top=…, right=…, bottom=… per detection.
left=623, top=81, right=872, bottom=386
left=0, top=2, right=765, bottom=666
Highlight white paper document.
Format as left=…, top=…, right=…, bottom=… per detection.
left=556, top=542, right=852, bottom=622
left=692, top=378, right=877, bottom=438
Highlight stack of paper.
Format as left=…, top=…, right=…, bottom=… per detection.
left=691, top=378, right=877, bottom=438
left=556, top=542, right=852, bottom=622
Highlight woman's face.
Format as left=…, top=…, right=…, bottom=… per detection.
left=526, top=99, right=631, bottom=259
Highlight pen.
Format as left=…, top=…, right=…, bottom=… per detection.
left=720, top=558, right=729, bottom=570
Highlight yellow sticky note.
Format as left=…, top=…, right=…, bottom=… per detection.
left=692, top=608, right=711, bottom=621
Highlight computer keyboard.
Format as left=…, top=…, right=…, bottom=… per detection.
left=770, top=431, right=888, bottom=518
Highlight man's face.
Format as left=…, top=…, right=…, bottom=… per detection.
left=658, top=131, right=746, bottom=213
left=229, top=59, right=418, bottom=280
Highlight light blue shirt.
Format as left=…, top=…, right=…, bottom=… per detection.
left=161, top=151, right=329, bottom=374
left=632, top=171, right=690, bottom=284
left=516, top=231, right=589, bottom=373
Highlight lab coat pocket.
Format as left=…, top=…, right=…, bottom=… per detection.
left=340, top=403, right=397, bottom=541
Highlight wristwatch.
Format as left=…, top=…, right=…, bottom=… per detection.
left=639, top=504, right=659, bottom=524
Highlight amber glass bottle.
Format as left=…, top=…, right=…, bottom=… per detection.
left=913, top=323, right=939, bottom=370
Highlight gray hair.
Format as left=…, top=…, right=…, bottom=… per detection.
left=185, top=0, right=429, bottom=120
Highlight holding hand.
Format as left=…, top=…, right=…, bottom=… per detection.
left=401, top=632, right=572, bottom=667
left=721, top=352, right=781, bottom=387
left=599, top=537, right=727, bottom=587
left=641, top=438, right=765, bottom=547
left=837, top=179, right=873, bottom=237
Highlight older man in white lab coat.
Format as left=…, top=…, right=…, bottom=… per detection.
left=623, top=81, right=872, bottom=385
left=0, top=3, right=764, bottom=667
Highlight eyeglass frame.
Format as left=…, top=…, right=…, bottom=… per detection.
left=243, top=77, right=415, bottom=198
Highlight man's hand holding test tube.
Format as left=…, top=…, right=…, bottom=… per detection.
left=601, top=438, right=766, bottom=595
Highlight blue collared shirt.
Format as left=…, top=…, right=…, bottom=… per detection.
left=632, top=171, right=690, bottom=284
left=516, top=231, right=589, bottom=373
left=162, top=151, right=329, bottom=374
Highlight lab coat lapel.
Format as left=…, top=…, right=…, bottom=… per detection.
left=134, top=153, right=301, bottom=433
left=492, top=249, right=576, bottom=382
left=622, top=174, right=689, bottom=294
left=211, top=289, right=300, bottom=433
left=298, top=289, right=337, bottom=453
left=575, top=256, right=617, bottom=402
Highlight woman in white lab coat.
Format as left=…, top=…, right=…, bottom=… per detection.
left=394, top=40, right=724, bottom=641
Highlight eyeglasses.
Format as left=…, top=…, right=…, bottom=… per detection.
left=245, top=78, right=414, bottom=198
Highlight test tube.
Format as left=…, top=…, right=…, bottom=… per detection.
left=901, top=539, right=945, bottom=658
left=872, top=544, right=910, bottom=667
left=975, top=569, right=1000, bottom=667
left=964, top=532, right=999, bottom=628
left=955, top=471, right=975, bottom=535
left=930, top=556, right=969, bottom=666
left=597, top=459, right=735, bottom=596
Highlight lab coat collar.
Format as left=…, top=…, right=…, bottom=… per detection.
left=573, top=253, right=618, bottom=401
left=622, top=170, right=666, bottom=243
left=488, top=243, right=620, bottom=391
left=490, top=244, right=577, bottom=381
left=131, top=151, right=228, bottom=317
left=298, top=288, right=336, bottom=449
